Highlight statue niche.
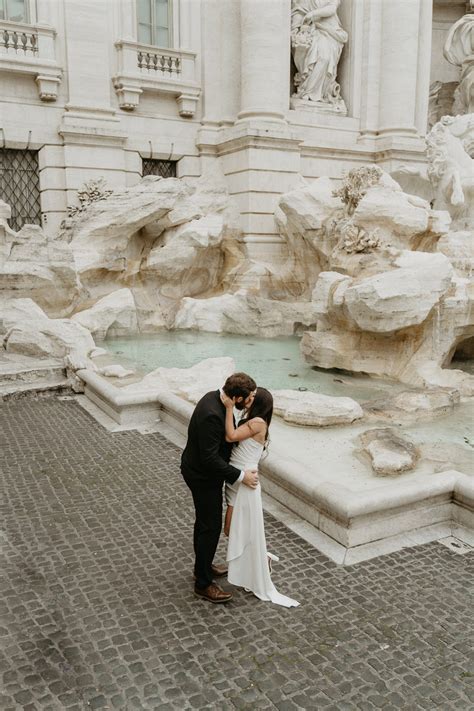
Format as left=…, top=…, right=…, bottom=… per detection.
left=290, top=0, right=348, bottom=114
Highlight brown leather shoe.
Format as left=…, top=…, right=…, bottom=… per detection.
left=211, top=563, right=228, bottom=577
left=194, top=583, right=233, bottom=604
left=193, top=563, right=228, bottom=581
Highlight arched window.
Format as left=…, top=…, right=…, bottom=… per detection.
left=137, top=0, right=172, bottom=48
left=0, top=0, right=28, bottom=23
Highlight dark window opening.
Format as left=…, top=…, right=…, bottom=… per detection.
left=142, top=158, right=177, bottom=179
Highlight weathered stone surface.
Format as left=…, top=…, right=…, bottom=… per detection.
left=67, top=173, right=240, bottom=308
left=89, top=347, right=109, bottom=358
left=97, top=364, right=135, bottom=378
left=278, top=176, right=341, bottom=233
left=438, top=230, right=474, bottom=272
left=72, top=288, right=138, bottom=339
left=360, top=428, right=418, bottom=475
left=412, top=360, right=474, bottom=397
left=130, top=356, right=235, bottom=404
left=278, top=164, right=473, bottom=391
left=364, top=387, right=461, bottom=422
left=272, top=389, right=363, bottom=426
left=174, top=290, right=317, bottom=337
left=343, top=252, right=453, bottom=334
left=0, top=220, right=79, bottom=317
left=0, top=298, right=95, bottom=360
left=354, top=185, right=429, bottom=240
left=142, top=214, right=227, bottom=300
left=311, top=271, right=351, bottom=318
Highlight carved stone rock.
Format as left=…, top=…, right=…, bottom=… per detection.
left=272, top=389, right=363, bottom=427
left=360, top=428, right=419, bottom=476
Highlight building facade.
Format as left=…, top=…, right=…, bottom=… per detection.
left=0, top=0, right=470, bottom=261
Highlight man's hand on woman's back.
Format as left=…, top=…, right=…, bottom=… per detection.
left=242, top=469, right=259, bottom=489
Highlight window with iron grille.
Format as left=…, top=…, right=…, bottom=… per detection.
left=142, top=158, right=177, bottom=179
left=0, top=149, right=41, bottom=231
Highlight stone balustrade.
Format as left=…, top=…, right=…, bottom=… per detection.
left=137, top=49, right=181, bottom=75
left=112, top=39, right=200, bottom=117
left=0, top=19, right=62, bottom=101
left=1, top=24, right=38, bottom=55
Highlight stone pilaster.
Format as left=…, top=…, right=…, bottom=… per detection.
left=359, top=0, right=432, bottom=167
left=237, top=0, right=290, bottom=124
left=377, top=0, right=432, bottom=143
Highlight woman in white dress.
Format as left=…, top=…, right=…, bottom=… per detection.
left=221, top=388, right=299, bottom=608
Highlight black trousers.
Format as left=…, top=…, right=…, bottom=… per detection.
left=185, top=478, right=223, bottom=589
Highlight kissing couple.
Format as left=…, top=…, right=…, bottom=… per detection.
left=181, top=372, right=299, bottom=607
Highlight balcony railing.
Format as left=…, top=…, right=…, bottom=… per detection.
left=112, top=40, right=200, bottom=117
left=0, top=20, right=62, bottom=101
left=1, top=25, right=38, bottom=54
left=137, top=49, right=181, bottom=74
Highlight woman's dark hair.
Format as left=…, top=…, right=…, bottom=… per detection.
left=223, top=372, right=257, bottom=400
left=239, top=387, right=273, bottom=444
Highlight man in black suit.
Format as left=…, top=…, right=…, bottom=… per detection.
left=181, top=372, right=259, bottom=603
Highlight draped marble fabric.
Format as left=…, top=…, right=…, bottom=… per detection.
left=291, top=0, right=347, bottom=107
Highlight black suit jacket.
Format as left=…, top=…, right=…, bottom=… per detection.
left=180, top=390, right=241, bottom=487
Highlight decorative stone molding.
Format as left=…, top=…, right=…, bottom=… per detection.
left=0, top=20, right=62, bottom=101
left=112, top=39, right=200, bottom=117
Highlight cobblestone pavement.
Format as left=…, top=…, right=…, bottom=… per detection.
left=1, top=398, right=473, bottom=711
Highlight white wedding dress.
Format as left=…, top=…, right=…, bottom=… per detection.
left=226, top=437, right=299, bottom=608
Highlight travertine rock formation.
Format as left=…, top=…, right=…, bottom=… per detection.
left=359, top=428, right=419, bottom=476
left=0, top=298, right=95, bottom=361
left=71, top=288, right=138, bottom=340
left=0, top=202, right=80, bottom=317
left=127, top=356, right=235, bottom=404
left=0, top=174, right=248, bottom=334
left=364, top=387, right=461, bottom=423
left=272, top=389, right=363, bottom=426
left=65, top=173, right=243, bottom=329
left=174, top=290, right=317, bottom=337
left=278, top=167, right=474, bottom=393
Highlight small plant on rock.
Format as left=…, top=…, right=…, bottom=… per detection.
left=333, top=166, right=382, bottom=215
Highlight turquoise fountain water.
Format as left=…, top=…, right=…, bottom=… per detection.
left=100, top=331, right=405, bottom=403
left=100, top=331, right=473, bottom=458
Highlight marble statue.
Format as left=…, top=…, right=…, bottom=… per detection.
left=290, top=0, right=348, bottom=112
left=444, top=11, right=474, bottom=116
left=426, top=114, right=474, bottom=229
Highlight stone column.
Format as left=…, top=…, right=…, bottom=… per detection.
left=237, top=0, right=290, bottom=124
left=377, top=0, right=432, bottom=142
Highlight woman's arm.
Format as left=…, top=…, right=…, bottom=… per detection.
left=222, top=396, right=264, bottom=443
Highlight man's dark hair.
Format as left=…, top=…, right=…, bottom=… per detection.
left=223, top=372, right=257, bottom=399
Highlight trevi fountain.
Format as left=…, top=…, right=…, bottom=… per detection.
left=1, top=3, right=473, bottom=565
